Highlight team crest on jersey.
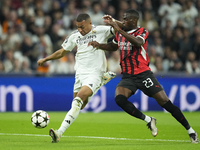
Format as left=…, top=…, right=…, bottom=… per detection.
left=92, top=30, right=96, bottom=34
left=76, top=35, right=97, bottom=45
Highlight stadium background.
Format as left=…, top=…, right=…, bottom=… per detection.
left=0, top=0, right=200, bottom=112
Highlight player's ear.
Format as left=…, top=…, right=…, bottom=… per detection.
left=89, top=19, right=92, bottom=25
left=86, top=19, right=92, bottom=25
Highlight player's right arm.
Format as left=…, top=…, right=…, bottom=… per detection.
left=88, top=41, right=118, bottom=51
left=38, top=32, right=76, bottom=66
left=103, top=15, right=123, bottom=29
left=37, top=48, right=69, bottom=66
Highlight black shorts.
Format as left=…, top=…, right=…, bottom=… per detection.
left=117, top=70, right=163, bottom=97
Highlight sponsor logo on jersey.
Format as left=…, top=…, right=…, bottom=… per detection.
left=118, top=41, right=133, bottom=50
left=76, top=35, right=97, bottom=45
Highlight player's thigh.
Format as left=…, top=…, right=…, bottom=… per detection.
left=74, top=74, right=92, bottom=101
left=78, top=74, right=102, bottom=100
left=74, top=74, right=81, bottom=94
left=138, top=71, right=163, bottom=97
left=115, top=86, right=132, bottom=98
left=115, top=78, right=137, bottom=98
left=82, top=74, right=102, bottom=93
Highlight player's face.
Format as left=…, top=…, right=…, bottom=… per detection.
left=76, top=20, right=92, bottom=36
left=122, top=13, right=136, bottom=31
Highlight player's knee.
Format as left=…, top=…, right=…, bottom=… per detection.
left=72, top=97, right=83, bottom=109
left=115, top=95, right=127, bottom=106
left=162, top=100, right=179, bottom=113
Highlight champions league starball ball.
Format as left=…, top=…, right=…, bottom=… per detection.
left=31, top=110, right=50, bottom=128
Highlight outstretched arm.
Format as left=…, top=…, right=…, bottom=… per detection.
left=103, top=15, right=123, bottom=29
left=88, top=41, right=118, bottom=52
left=105, top=20, right=143, bottom=47
left=37, top=48, right=69, bottom=66
left=103, top=15, right=143, bottom=47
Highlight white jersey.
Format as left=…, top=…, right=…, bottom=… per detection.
left=61, top=25, right=114, bottom=75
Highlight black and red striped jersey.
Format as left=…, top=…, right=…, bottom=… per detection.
left=113, top=27, right=151, bottom=75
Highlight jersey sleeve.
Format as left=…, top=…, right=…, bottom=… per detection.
left=98, top=25, right=115, bottom=37
left=112, top=32, right=118, bottom=44
left=136, top=28, right=149, bottom=44
left=61, top=34, right=76, bottom=51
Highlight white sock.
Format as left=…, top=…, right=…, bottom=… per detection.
left=58, top=97, right=83, bottom=135
left=144, top=115, right=151, bottom=123
left=187, top=127, right=195, bottom=134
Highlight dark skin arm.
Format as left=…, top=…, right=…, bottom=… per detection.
left=103, top=15, right=143, bottom=47
left=107, top=21, right=143, bottom=47
left=88, top=41, right=118, bottom=51
left=87, top=15, right=120, bottom=51
left=103, top=15, right=123, bottom=29
left=117, top=30, right=143, bottom=47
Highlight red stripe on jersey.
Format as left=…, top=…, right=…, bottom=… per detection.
left=126, top=41, right=131, bottom=74
left=118, top=34, right=126, bottom=74
left=114, top=27, right=150, bottom=75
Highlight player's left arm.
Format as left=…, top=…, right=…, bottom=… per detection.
left=118, top=30, right=144, bottom=47
left=88, top=41, right=118, bottom=51
left=104, top=20, right=144, bottom=47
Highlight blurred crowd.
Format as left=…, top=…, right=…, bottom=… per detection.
left=0, top=0, right=200, bottom=75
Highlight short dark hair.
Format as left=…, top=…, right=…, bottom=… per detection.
left=125, top=9, right=139, bottom=19
left=76, top=13, right=90, bottom=22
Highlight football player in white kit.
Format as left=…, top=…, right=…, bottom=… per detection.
left=37, top=13, right=116, bottom=143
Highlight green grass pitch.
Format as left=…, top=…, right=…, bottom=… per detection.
left=0, top=111, right=199, bottom=150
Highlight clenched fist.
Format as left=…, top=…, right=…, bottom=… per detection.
left=37, top=58, right=46, bottom=66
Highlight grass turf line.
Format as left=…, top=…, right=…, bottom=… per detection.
left=0, top=111, right=199, bottom=150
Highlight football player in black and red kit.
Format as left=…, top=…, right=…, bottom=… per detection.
left=88, top=9, right=198, bottom=143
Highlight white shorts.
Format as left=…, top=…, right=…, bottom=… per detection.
left=73, top=73, right=103, bottom=95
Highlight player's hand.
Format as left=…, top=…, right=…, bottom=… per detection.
left=88, top=41, right=100, bottom=48
left=103, top=15, right=113, bottom=23
left=37, top=58, right=46, bottom=66
left=102, top=15, right=120, bottom=32
left=106, top=20, right=121, bottom=32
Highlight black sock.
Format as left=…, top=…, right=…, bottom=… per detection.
left=115, top=95, right=145, bottom=120
left=162, top=101, right=190, bottom=130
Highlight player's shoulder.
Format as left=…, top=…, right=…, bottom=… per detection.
left=63, top=29, right=80, bottom=43
left=138, top=27, right=147, bottom=31
left=137, top=27, right=149, bottom=34
left=95, top=25, right=111, bottom=31
left=71, top=29, right=79, bottom=34
left=96, top=25, right=109, bottom=28
left=68, top=29, right=80, bottom=38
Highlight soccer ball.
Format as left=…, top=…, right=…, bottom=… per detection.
left=31, top=110, right=50, bottom=128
